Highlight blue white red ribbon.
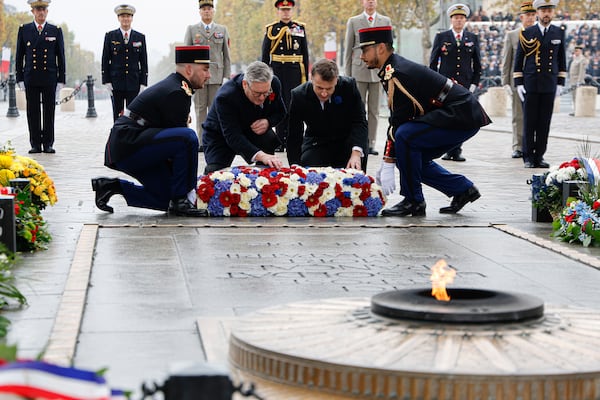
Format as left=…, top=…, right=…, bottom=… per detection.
left=0, top=360, right=127, bottom=399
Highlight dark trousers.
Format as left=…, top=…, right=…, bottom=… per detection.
left=111, top=89, right=140, bottom=121
left=272, top=64, right=303, bottom=146
left=25, top=84, right=56, bottom=150
left=394, top=122, right=478, bottom=202
left=114, top=127, right=199, bottom=211
left=522, top=92, right=554, bottom=164
left=300, top=138, right=367, bottom=171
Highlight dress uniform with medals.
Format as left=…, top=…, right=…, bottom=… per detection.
left=184, top=0, right=231, bottom=144
left=93, top=46, right=211, bottom=217
left=261, top=0, right=309, bottom=149
left=513, top=0, right=566, bottom=168
left=429, top=3, right=481, bottom=162
left=101, top=4, right=149, bottom=121
left=15, top=0, right=65, bottom=154
left=356, top=27, right=490, bottom=217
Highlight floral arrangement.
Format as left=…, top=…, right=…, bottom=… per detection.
left=196, top=166, right=386, bottom=217
left=532, top=157, right=594, bottom=217
left=552, top=185, right=600, bottom=247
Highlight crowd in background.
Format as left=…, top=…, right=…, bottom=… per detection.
left=463, top=13, right=600, bottom=89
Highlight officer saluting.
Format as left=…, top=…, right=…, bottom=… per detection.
left=101, top=4, right=148, bottom=121
left=261, top=0, right=309, bottom=151
left=513, top=0, right=566, bottom=169
left=15, top=0, right=66, bottom=154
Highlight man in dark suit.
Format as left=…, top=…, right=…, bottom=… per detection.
left=359, top=26, right=490, bottom=217
left=15, top=0, right=65, bottom=154
left=261, top=0, right=309, bottom=151
left=92, top=46, right=211, bottom=217
left=514, top=0, right=566, bottom=168
left=287, top=58, right=368, bottom=171
left=202, top=61, right=286, bottom=173
left=101, top=4, right=148, bottom=121
left=429, top=3, right=481, bottom=162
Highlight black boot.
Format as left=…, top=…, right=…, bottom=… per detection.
left=91, top=177, right=122, bottom=213
left=381, top=198, right=426, bottom=216
left=168, top=198, right=208, bottom=217
left=439, top=185, right=481, bottom=214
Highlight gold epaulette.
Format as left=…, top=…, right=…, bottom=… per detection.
left=265, top=21, right=277, bottom=29
left=293, top=20, right=306, bottom=27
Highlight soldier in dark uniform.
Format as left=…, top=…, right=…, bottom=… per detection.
left=261, top=0, right=309, bottom=151
left=101, top=4, right=148, bottom=121
left=15, top=0, right=65, bottom=154
left=430, top=3, right=482, bottom=162
left=358, top=26, right=490, bottom=217
left=91, top=46, right=211, bottom=217
left=514, top=0, right=566, bottom=169
left=202, top=61, right=286, bottom=173
left=287, top=58, right=368, bottom=171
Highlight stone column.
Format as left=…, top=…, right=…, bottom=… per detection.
left=574, top=86, right=596, bottom=117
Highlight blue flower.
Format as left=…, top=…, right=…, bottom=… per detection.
left=364, top=197, right=383, bottom=216
left=306, top=171, right=324, bottom=184
left=250, top=195, right=268, bottom=216
left=325, top=198, right=341, bottom=216
left=287, top=198, right=308, bottom=216
left=333, top=96, right=342, bottom=105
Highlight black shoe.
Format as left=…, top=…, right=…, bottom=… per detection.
left=441, top=152, right=466, bottom=162
left=524, top=161, right=535, bottom=168
left=368, top=147, right=379, bottom=155
left=28, top=147, right=42, bottom=154
left=439, top=185, right=480, bottom=214
left=91, top=177, right=122, bottom=213
left=43, top=146, right=56, bottom=153
left=169, top=198, right=208, bottom=217
left=511, top=150, right=523, bottom=158
left=536, top=160, right=550, bottom=168
left=381, top=198, right=426, bottom=216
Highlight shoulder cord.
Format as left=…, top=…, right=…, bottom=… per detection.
left=267, top=25, right=291, bottom=55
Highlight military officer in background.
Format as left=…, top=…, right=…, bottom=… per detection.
left=93, top=46, right=211, bottom=217
left=501, top=1, right=537, bottom=159
left=102, top=4, right=148, bottom=121
left=184, top=0, right=231, bottom=148
left=15, top=0, right=65, bottom=154
left=429, top=3, right=481, bottom=162
left=514, top=0, right=566, bottom=168
left=261, top=0, right=309, bottom=151
left=568, top=44, right=589, bottom=115
left=344, top=0, right=392, bottom=156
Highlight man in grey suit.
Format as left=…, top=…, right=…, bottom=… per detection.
left=184, top=0, right=231, bottom=149
left=344, top=0, right=391, bottom=156
left=501, top=1, right=536, bottom=159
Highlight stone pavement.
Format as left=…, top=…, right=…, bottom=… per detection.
left=1, top=97, right=600, bottom=397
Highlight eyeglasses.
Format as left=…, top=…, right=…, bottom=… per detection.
left=247, top=84, right=272, bottom=98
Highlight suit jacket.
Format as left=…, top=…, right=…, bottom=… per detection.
left=514, top=23, right=567, bottom=94
left=184, top=22, right=231, bottom=84
left=287, top=76, right=368, bottom=166
left=101, top=29, right=148, bottom=91
left=501, top=27, right=522, bottom=87
left=429, top=29, right=481, bottom=88
left=202, top=73, right=286, bottom=164
left=344, top=13, right=392, bottom=82
left=15, top=21, right=65, bottom=86
left=105, top=72, right=193, bottom=167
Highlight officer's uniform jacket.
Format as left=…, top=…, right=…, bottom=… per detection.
left=15, top=21, right=65, bottom=86
left=202, top=73, right=286, bottom=165
left=101, top=29, right=148, bottom=91
left=513, top=23, right=567, bottom=94
left=184, top=22, right=231, bottom=84
left=429, top=29, right=481, bottom=88
left=343, top=12, right=392, bottom=82
left=569, top=54, right=589, bottom=87
left=105, top=72, right=192, bottom=167
left=261, top=20, right=309, bottom=84
left=287, top=76, right=368, bottom=166
left=501, top=27, right=523, bottom=87
left=380, top=54, right=490, bottom=158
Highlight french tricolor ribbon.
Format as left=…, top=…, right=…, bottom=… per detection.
left=0, top=360, right=127, bottom=399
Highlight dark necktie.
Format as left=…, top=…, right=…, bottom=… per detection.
left=205, top=25, right=210, bottom=33
left=543, top=27, right=548, bottom=36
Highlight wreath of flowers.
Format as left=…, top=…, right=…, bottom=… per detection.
left=196, top=166, right=386, bottom=217
left=553, top=198, right=600, bottom=247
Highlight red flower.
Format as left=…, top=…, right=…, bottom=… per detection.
left=14, top=203, right=20, bottom=215
left=593, top=200, right=600, bottom=210
left=268, top=91, right=276, bottom=102
left=297, top=185, right=306, bottom=197
left=229, top=204, right=240, bottom=216
left=313, top=204, right=327, bottom=217
left=305, top=195, right=319, bottom=207
left=262, top=192, right=278, bottom=208
left=353, top=205, right=368, bottom=217
left=565, top=213, right=576, bottom=223
left=219, top=191, right=236, bottom=207
left=197, top=184, right=215, bottom=202
left=340, top=197, right=352, bottom=208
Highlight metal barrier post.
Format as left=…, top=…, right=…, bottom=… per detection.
left=6, top=73, right=19, bottom=118
left=85, top=75, right=97, bottom=118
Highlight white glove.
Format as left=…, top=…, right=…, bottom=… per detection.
left=17, top=81, right=24, bottom=91
left=469, top=83, right=477, bottom=93
left=56, top=83, right=64, bottom=91
left=517, top=85, right=526, bottom=102
left=104, top=83, right=113, bottom=94
left=555, top=85, right=563, bottom=97
left=139, top=84, right=147, bottom=93
left=376, top=162, right=396, bottom=196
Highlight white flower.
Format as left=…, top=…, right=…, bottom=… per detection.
left=255, top=176, right=269, bottom=189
